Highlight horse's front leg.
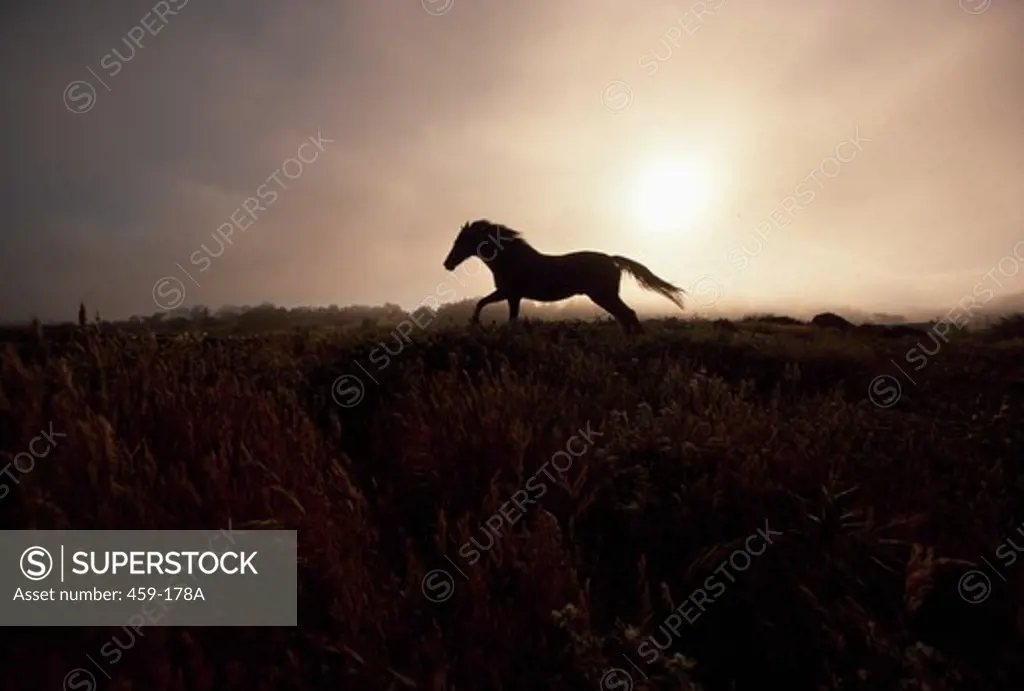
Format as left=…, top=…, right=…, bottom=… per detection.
left=471, top=290, right=506, bottom=325
left=508, top=296, right=521, bottom=322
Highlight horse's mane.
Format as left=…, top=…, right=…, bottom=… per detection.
left=478, top=220, right=531, bottom=249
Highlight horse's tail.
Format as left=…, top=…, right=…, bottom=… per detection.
left=612, top=255, right=686, bottom=311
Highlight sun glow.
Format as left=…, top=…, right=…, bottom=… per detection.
left=632, top=157, right=714, bottom=235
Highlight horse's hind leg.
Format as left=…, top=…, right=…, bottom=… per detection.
left=588, top=292, right=643, bottom=334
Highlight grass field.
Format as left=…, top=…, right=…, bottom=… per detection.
left=3, top=315, right=1024, bottom=690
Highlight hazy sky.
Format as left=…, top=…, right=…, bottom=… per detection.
left=3, top=0, right=1023, bottom=321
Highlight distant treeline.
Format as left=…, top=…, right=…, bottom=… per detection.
left=3, top=298, right=1016, bottom=341
left=3, top=299, right=624, bottom=339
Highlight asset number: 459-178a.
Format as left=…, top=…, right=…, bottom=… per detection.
left=126, top=586, right=205, bottom=601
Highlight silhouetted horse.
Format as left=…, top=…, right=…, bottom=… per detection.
left=442, top=219, right=686, bottom=333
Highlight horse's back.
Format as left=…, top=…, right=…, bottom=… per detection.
left=559, top=250, right=610, bottom=262
left=558, top=250, right=618, bottom=275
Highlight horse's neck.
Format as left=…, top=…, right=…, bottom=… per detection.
left=504, top=241, right=541, bottom=262
left=490, top=240, right=540, bottom=272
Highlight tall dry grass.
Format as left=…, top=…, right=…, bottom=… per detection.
left=2, top=317, right=1023, bottom=690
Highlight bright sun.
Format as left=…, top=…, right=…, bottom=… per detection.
left=632, top=158, right=713, bottom=235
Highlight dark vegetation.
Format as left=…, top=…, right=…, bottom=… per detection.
left=3, top=305, right=1024, bottom=690
left=3, top=297, right=1016, bottom=341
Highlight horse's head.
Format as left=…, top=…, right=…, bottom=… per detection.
left=443, top=219, right=500, bottom=271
